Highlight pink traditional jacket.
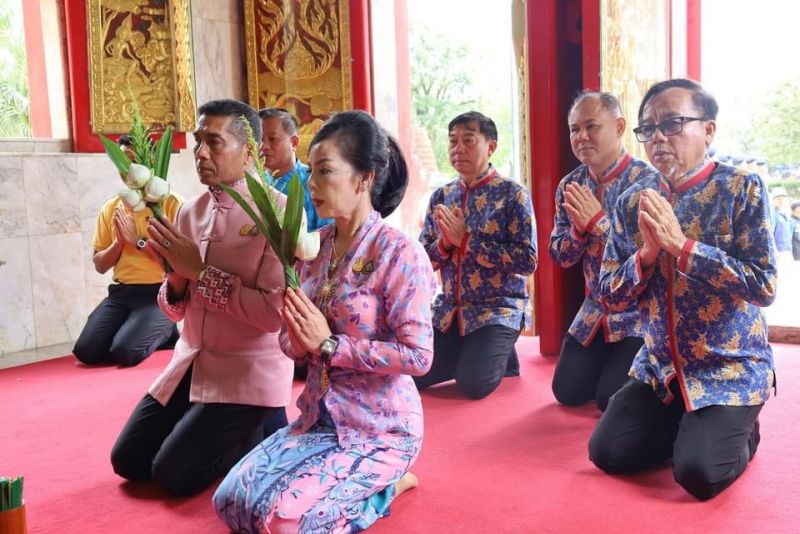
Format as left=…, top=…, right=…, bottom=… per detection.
left=149, top=180, right=293, bottom=408
left=280, top=210, right=436, bottom=447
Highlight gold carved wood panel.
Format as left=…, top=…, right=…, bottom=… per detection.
left=600, top=0, right=669, bottom=161
left=87, top=0, right=197, bottom=133
left=244, top=0, right=353, bottom=157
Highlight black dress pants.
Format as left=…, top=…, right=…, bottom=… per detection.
left=588, top=378, right=762, bottom=500
left=414, top=324, right=520, bottom=400
left=110, top=367, right=286, bottom=496
left=73, top=283, right=178, bottom=367
left=551, top=333, right=643, bottom=411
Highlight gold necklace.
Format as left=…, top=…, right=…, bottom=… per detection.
left=318, top=238, right=346, bottom=306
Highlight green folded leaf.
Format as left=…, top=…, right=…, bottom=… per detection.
left=99, top=134, right=132, bottom=175
left=281, top=174, right=304, bottom=261
left=219, top=183, right=281, bottom=260
left=245, top=174, right=283, bottom=249
left=284, top=264, right=300, bottom=289
left=153, top=126, right=173, bottom=180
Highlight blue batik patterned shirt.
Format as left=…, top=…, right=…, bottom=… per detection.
left=549, top=151, right=655, bottom=346
left=600, top=161, right=777, bottom=411
left=267, top=159, right=333, bottom=232
left=420, top=166, right=538, bottom=336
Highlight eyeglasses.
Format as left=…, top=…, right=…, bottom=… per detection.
left=633, top=116, right=707, bottom=142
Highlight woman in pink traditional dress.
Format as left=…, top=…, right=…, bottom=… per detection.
left=213, top=110, right=436, bottom=533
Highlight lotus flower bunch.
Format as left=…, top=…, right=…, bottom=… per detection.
left=221, top=117, right=319, bottom=288
left=117, top=163, right=171, bottom=214
left=99, top=103, right=173, bottom=220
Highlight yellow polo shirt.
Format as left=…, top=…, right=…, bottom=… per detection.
left=93, top=193, right=183, bottom=284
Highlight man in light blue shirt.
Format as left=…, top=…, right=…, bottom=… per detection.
left=258, top=108, right=333, bottom=231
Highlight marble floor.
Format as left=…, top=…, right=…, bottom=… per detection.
left=0, top=341, right=73, bottom=369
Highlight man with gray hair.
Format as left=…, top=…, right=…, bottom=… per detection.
left=590, top=79, right=776, bottom=500
left=550, top=91, right=654, bottom=411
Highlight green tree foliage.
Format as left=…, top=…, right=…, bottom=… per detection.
left=0, top=1, right=31, bottom=137
left=410, top=27, right=478, bottom=172
left=754, top=80, right=800, bottom=166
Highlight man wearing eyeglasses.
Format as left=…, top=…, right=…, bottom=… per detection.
left=589, top=79, right=777, bottom=500
left=550, top=92, right=654, bottom=411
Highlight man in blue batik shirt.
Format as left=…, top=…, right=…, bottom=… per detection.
left=259, top=108, right=333, bottom=232
left=589, top=79, right=776, bottom=501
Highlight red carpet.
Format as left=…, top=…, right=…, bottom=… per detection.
left=2, top=338, right=799, bottom=533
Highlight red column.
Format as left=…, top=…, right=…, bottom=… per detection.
left=394, top=0, right=411, bottom=155
left=687, top=0, right=702, bottom=80
left=21, top=1, right=51, bottom=137
left=349, top=0, right=373, bottom=113
left=528, top=0, right=585, bottom=355
left=581, top=0, right=601, bottom=90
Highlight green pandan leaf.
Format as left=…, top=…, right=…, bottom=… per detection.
left=245, top=173, right=283, bottom=249
left=99, top=134, right=132, bottom=175
left=281, top=174, right=304, bottom=261
left=220, top=184, right=275, bottom=249
left=284, top=264, right=300, bottom=289
left=153, top=126, right=173, bottom=180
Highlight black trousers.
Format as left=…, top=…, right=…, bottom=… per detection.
left=588, top=378, right=762, bottom=500
left=73, top=283, right=178, bottom=367
left=552, top=333, right=643, bottom=411
left=414, top=324, right=520, bottom=400
left=110, top=367, right=287, bottom=496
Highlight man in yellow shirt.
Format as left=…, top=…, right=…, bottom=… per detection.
left=73, top=135, right=182, bottom=366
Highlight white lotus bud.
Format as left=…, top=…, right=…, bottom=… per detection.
left=118, top=188, right=145, bottom=211
left=143, top=175, right=170, bottom=203
left=295, top=223, right=320, bottom=261
left=127, top=163, right=153, bottom=188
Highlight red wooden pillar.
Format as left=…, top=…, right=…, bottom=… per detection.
left=349, top=0, right=373, bottom=113
left=21, top=1, right=51, bottom=137
left=527, top=0, right=586, bottom=355
left=581, top=0, right=601, bottom=90
left=394, top=0, right=412, bottom=159
left=687, top=0, right=702, bottom=80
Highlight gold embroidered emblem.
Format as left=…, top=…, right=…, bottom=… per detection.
left=352, top=257, right=374, bottom=274
left=240, top=224, right=258, bottom=236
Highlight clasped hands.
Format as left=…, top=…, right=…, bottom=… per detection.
left=563, top=183, right=603, bottom=235
left=434, top=204, right=466, bottom=250
left=637, top=189, right=687, bottom=269
left=283, top=287, right=331, bottom=364
left=144, top=216, right=206, bottom=282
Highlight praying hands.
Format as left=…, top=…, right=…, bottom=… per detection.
left=563, top=182, right=603, bottom=234
left=434, top=204, right=467, bottom=249
left=283, top=286, right=332, bottom=360
left=637, top=189, right=687, bottom=268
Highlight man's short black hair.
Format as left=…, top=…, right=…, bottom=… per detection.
left=197, top=99, right=261, bottom=144
left=448, top=111, right=498, bottom=142
left=118, top=134, right=133, bottom=147
left=638, top=78, right=719, bottom=122
left=791, top=201, right=800, bottom=212
left=258, top=108, right=300, bottom=137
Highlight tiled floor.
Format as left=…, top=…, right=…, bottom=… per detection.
left=0, top=341, right=73, bottom=369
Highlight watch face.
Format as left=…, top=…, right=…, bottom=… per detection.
left=321, top=337, right=337, bottom=355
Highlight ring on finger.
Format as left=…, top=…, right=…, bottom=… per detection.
left=163, top=239, right=171, bottom=248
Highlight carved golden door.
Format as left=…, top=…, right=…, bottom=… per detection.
left=87, top=0, right=196, bottom=133
left=243, top=0, right=355, bottom=158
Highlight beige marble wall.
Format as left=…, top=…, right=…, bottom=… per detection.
left=0, top=0, right=245, bottom=363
